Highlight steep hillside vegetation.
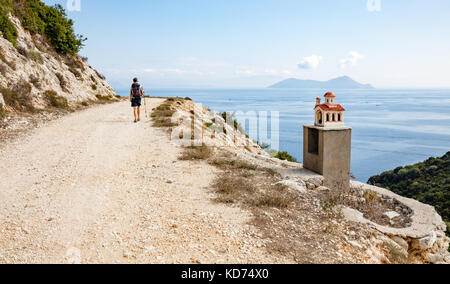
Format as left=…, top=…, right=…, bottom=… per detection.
left=368, top=152, right=450, bottom=235
left=0, top=0, right=85, bottom=55
left=0, top=0, right=116, bottom=117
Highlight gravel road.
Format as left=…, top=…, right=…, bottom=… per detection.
left=0, top=100, right=288, bottom=264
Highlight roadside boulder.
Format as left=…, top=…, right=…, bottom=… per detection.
left=0, top=93, right=5, bottom=108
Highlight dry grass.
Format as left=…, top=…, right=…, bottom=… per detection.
left=209, top=151, right=294, bottom=210
left=179, top=145, right=212, bottom=160
left=29, top=74, right=41, bottom=89
left=151, top=99, right=180, bottom=128
left=0, top=46, right=16, bottom=70
left=205, top=151, right=366, bottom=264
left=0, top=63, right=7, bottom=76
left=69, top=67, right=83, bottom=80
left=44, top=90, right=68, bottom=109
left=209, top=158, right=258, bottom=171
left=29, top=50, right=43, bottom=64
left=319, top=185, right=413, bottom=228
left=212, top=173, right=256, bottom=204
left=95, top=94, right=114, bottom=103
left=56, top=73, right=69, bottom=93
left=0, top=103, right=6, bottom=120
left=252, top=184, right=295, bottom=209
left=16, top=47, right=43, bottom=64
left=0, top=82, right=35, bottom=112
left=64, top=56, right=85, bottom=72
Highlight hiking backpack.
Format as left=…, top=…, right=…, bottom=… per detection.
left=131, top=83, right=141, bottom=98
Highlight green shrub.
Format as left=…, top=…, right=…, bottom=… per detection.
left=91, top=84, right=97, bottom=91
left=274, top=151, right=298, bottom=163
left=44, top=90, right=68, bottom=109
left=0, top=0, right=86, bottom=55
left=0, top=3, right=18, bottom=46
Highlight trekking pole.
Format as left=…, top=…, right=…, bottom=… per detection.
left=144, top=92, right=149, bottom=118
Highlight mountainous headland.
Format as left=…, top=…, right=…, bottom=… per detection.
left=268, top=76, right=374, bottom=89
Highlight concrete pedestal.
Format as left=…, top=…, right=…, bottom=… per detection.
left=303, top=125, right=352, bottom=189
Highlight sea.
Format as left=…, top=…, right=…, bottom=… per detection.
left=118, top=88, right=450, bottom=183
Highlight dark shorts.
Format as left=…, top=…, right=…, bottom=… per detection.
left=131, top=97, right=141, bottom=107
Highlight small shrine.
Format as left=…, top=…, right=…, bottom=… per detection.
left=303, top=92, right=352, bottom=189
left=314, top=92, right=345, bottom=128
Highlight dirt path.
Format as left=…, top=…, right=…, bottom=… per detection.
left=0, top=99, right=289, bottom=264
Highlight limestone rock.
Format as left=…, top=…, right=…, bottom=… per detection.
left=347, top=240, right=363, bottom=250
left=412, top=232, right=437, bottom=250
left=384, top=211, right=400, bottom=220
left=425, top=252, right=446, bottom=264
left=390, top=236, right=409, bottom=251
left=275, top=180, right=306, bottom=193
left=0, top=93, right=5, bottom=108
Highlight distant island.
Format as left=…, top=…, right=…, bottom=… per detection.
left=268, top=76, right=374, bottom=89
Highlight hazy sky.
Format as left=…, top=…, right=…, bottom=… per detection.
left=44, top=0, right=450, bottom=89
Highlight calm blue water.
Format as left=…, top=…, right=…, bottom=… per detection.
left=119, top=88, right=450, bottom=182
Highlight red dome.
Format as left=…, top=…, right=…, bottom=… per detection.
left=324, top=92, right=336, bottom=98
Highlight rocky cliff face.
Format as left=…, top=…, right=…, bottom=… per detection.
left=0, top=14, right=116, bottom=114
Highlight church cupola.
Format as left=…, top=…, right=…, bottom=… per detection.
left=324, top=92, right=336, bottom=105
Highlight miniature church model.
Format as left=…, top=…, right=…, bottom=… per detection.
left=303, top=92, right=352, bottom=189
left=314, top=92, right=345, bottom=128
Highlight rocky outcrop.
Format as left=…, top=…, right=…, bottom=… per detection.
left=342, top=182, right=449, bottom=264
left=275, top=170, right=449, bottom=264
left=0, top=14, right=116, bottom=111
left=169, top=98, right=264, bottom=155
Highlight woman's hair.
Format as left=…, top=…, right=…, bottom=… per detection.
left=133, top=77, right=138, bottom=83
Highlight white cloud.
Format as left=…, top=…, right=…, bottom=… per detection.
left=164, top=68, right=186, bottom=74
left=298, top=55, right=323, bottom=69
left=340, top=51, right=365, bottom=68
left=235, top=68, right=257, bottom=77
